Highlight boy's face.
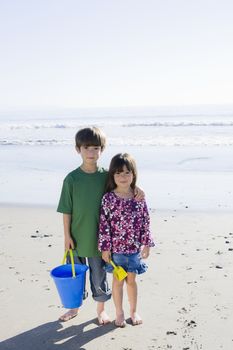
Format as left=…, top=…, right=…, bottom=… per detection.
left=76, top=145, right=102, bottom=165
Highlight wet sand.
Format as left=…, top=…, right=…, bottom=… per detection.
left=0, top=205, right=233, bottom=349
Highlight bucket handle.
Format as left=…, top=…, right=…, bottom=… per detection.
left=62, top=249, right=76, bottom=278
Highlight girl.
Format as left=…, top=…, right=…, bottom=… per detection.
left=98, top=153, right=154, bottom=327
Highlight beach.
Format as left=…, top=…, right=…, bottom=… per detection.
left=1, top=108, right=233, bottom=349
left=1, top=0, right=233, bottom=346
left=1, top=205, right=233, bottom=349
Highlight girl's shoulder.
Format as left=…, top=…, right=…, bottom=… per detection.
left=102, top=191, right=116, bottom=202
left=101, top=192, right=119, bottom=209
left=134, top=198, right=148, bottom=208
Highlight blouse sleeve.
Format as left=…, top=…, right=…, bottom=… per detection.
left=98, top=194, right=112, bottom=252
left=140, top=200, right=155, bottom=247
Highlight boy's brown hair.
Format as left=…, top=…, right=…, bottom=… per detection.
left=75, top=127, right=106, bottom=150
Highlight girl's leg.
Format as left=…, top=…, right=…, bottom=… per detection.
left=112, top=276, right=126, bottom=327
left=126, top=273, right=142, bottom=325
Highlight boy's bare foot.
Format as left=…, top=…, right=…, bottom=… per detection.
left=115, top=313, right=126, bottom=328
left=131, top=312, right=142, bottom=326
left=97, top=310, right=111, bottom=325
left=59, top=308, right=79, bottom=322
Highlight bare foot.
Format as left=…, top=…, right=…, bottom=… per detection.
left=131, top=312, right=142, bottom=326
left=97, top=310, right=111, bottom=325
left=59, top=308, right=79, bottom=322
left=115, top=314, right=126, bottom=328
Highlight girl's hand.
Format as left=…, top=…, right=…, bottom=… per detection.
left=64, top=235, right=75, bottom=250
left=141, top=246, right=150, bottom=259
left=102, top=251, right=111, bottom=263
left=134, top=186, right=145, bottom=200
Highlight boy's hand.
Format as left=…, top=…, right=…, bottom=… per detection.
left=64, top=235, right=75, bottom=250
left=141, top=246, right=150, bottom=259
left=134, top=186, right=145, bottom=200
left=102, top=251, right=111, bottom=263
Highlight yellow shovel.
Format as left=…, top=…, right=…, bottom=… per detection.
left=110, top=260, right=128, bottom=281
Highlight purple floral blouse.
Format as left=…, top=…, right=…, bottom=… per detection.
left=98, top=191, right=154, bottom=254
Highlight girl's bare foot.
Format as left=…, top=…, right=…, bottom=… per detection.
left=97, top=310, right=111, bottom=325
left=131, top=312, right=142, bottom=326
left=115, top=313, right=126, bottom=328
left=59, top=308, right=79, bottom=322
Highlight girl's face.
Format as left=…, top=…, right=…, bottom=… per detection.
left=113, top=165, right=134, bottom=190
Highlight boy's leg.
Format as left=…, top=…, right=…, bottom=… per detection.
left=59, top=308, right=78, bottom=322
left=96, top=301, right=110, bottom=325
left=126, top=272, right=142, bottom=325
left=59, top=256, right=87, bottom=322
left=112, top=276, right=126, bottom=327
left=87, top=257, right=111, bottom=325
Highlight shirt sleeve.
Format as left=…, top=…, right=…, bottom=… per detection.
left=98, top=194, right=112, bottom=252
left=57, top=175, right=73, bottom=214
left=140, top=200, right=155, bottom=247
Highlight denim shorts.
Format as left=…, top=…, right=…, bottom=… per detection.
left=105, top=252, right=148, bottom=275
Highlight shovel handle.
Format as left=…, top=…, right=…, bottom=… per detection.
left=110, top=260, right=117, bottom=269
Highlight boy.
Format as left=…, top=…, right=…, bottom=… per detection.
left=57, top=126, right=110, bottom=323
left=57, top=126, right=144, bottom=323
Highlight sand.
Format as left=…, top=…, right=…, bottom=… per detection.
left=0, top=205, right=233, bottom=350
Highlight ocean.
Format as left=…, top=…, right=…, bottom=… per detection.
left=1, top=106, right=233, bottom=211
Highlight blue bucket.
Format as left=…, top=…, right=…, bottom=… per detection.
left=51, top=263, right=89, bottom=308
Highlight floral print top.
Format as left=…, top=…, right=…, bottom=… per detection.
left=98, top=191, right=154, bottom=254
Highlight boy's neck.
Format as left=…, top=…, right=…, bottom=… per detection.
left=80, top=163, right=98, bottom=173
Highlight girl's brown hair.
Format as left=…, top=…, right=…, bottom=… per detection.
left=105, top=153, right=137, bottom=192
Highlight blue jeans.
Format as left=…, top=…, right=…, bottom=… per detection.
left=67, top=255, right=111, bottom=302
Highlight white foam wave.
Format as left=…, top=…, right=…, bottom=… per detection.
left=1, top=120, right=233, bottom=130
left=0, top=139, right=72, bottom=146
left=123, top=121, right=233, bottom=127
left=1, top=136, right=233, bottom=147
left=0, top=123, right=80, bottom=130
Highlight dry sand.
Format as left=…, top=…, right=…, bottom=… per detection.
left=0, top=205, right=233, bottom=350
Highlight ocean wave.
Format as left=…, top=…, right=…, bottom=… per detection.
left=1, top=136, right=233, bottom=147
left=1, top=120, right=233, bottom=130
left=122, top=121, right=233, bottom=127
left=0, top=139, right=72, bottom=146
left=0, top=123, right=80, bottom=130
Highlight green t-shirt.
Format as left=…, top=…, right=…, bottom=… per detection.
left=57, top=167, right=108, bottom=257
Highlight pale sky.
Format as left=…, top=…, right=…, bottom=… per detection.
left=0, top=0, right=233, bottom=110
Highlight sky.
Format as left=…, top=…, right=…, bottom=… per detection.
left=0, top=0, right=233, bottom=111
